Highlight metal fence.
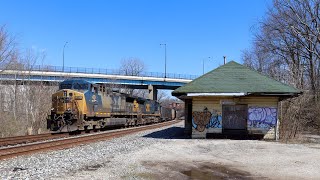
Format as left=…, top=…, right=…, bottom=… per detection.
left=10, top=65, right=199, bottom=80
left=0, top=73, right=188, bottom=87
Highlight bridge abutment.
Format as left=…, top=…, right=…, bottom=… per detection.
left=148, top=85, right=158, bottom=100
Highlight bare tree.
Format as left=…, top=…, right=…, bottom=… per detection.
left=0, top=26, right=57, bottom=137
left=157, top=90, right=169, bottom=104
left=242, top=0, right=320, bottom=140
left=0, top=25, right=17, bottom=72
left=132, top=89, right=149, bottom=98
left=120, top=58, right=145, bottom=76
left=118, top=58, right=146, bottom=96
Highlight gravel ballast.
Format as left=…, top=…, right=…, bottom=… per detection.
left=1, top=121, right=320, bottom=179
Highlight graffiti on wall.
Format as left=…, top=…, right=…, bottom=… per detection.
left=192, top=108, right=222, bottom=132
left=248, top=107, right=277, bottom=129
left=192, top=107, right=212, bottom=132
left=206, top=110, right=222, bottom=128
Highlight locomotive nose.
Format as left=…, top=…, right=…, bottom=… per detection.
left=52, top=90, right=74, bottom=114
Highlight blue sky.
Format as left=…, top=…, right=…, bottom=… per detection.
left=0, top=0, right=270, bottom=76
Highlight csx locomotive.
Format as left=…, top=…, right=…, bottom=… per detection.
left=47, top=79, right=168, bottom=133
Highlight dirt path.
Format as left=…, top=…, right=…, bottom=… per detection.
left=57, top=122, right=320, bottom=180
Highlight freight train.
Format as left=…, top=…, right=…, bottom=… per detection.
left=47, top=79, right=174, bottom=133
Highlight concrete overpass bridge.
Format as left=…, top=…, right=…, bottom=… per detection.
left=0, top=65, right=198, bottom=100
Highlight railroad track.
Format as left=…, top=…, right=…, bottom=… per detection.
left=0, top=133, right=69, bottom=147
left=0, top=120, right=180, bottom=160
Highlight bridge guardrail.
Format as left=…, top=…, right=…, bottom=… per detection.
left=3, top=65, right=199, bottom=80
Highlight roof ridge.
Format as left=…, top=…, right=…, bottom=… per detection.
left=239, top=63, right=301, bottom=92
left=172, top=60, right=301, bottom=95
left=184, top=61, right=237, bottom=87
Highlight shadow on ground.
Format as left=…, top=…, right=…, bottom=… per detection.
left=143, top=127, right=190, bottom=139
left=144, top=127, right=266, bottom=140
left=206, top=133, right=265, bottom=140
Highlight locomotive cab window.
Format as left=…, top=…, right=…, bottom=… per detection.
left=60, top=80, right=90, bottom=90
left=73, top=83, right=89, bottom=90
left=91, top=85, right=98, bottom=93
left=99, top=85, right=106, bottom=92
left=59, top=83, right=72, bottom=89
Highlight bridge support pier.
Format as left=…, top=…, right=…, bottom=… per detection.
left=148, top=85, right=158, bottom=100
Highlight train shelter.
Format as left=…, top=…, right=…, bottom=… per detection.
left=172, top=61, right=301, bottom=139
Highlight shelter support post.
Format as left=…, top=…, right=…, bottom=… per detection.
left=184, top=99, right=192, bottom=136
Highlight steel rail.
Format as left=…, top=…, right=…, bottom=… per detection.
left=0, top=120, right=180, bottom=160
left=0, top=133, right=69, bottom=147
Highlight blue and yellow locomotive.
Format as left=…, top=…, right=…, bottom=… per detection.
left=47, top=79, right=162, bottom=132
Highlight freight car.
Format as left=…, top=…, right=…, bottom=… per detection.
left=160, top=106, right=176, bottom=121
left=47, top=79, right=171, bottom=133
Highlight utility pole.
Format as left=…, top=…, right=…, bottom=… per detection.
left=62, top=42, right=68, bottom=72
left=203, top=57, right=212, bottom=75
left=160, top=43, right=167, bottom=78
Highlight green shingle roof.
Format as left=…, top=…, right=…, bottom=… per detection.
left=172, top=61, right=301, bottom=96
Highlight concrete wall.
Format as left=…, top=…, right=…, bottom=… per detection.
left=190, top=96, right=279, bottom=139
